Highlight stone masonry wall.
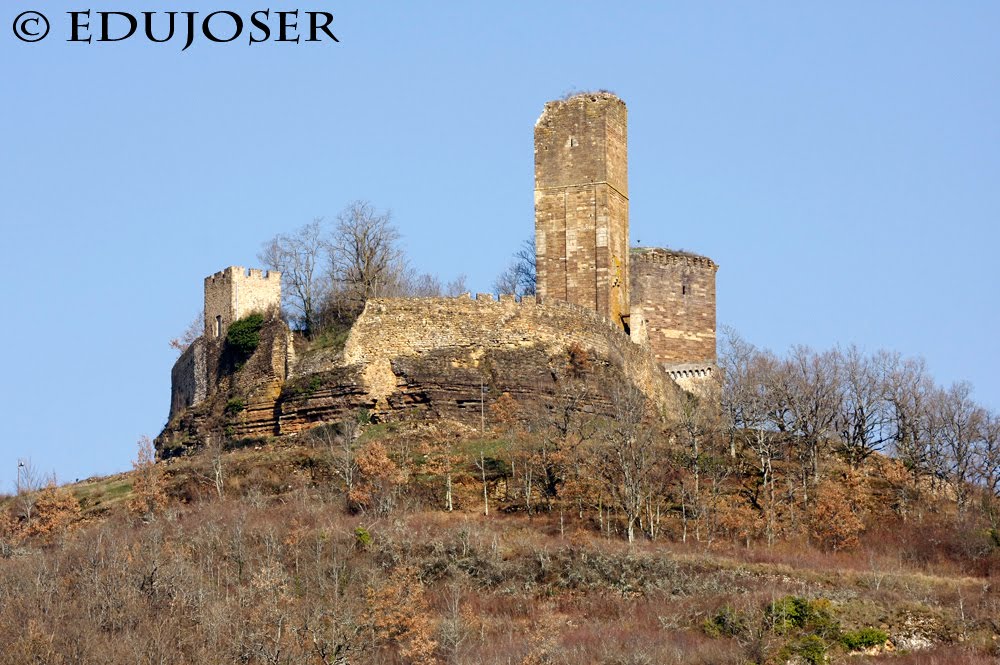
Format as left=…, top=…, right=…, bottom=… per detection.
left=169, top=338, right=207, bottom=420
left=629, top=248, right=718, bottom=366
left=342, top=294, right=672, bottom=408
left=204, top=266, right=281, bottom=340
left=535, top=92, right=630, bottom=330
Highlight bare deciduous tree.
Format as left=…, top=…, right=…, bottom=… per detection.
left=936, top=381, right=983, bottom=513
left=720, top=331, right=784, bottom=545
left=594, top=381, right=657, bottom=543
left=401, top=272, right=468, bottom=298
left=834, top=346, right=893, bottom=468
left=782, top=346, right=842, bottom=495
left=327, top=200, right=407, bottom=313
left=169, top=313, right=203, bottom=354
left=494, top=236, right=536, bottom=297
left=976, top=410, right=1000, bottom=529
left=259, top=219, right=328, bottom=337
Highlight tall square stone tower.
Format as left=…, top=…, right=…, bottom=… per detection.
left=203, top=266, right=281, bottom=339
left=534, top=92, right=630, bottom=330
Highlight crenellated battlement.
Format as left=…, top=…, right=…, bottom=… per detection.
left=631, top=247, right=718, bottom=271
left=205, top=266, right=280, bottom=285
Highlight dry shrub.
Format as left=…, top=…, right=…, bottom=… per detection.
left=364, top=565, right=438, bottom=664
left=566, top=342, right=590, bottom=376
left=350, top=441, right=405, bottom=514
left=809, top=480, right=864, bottom=552
left=716, top=494, right=765, bottom=546
left=3, top=479, right=82, bottom=544
left=128, top=436, right=167, bottom=520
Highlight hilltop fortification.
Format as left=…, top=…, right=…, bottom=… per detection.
left=160, top=92, right=718, bottom=454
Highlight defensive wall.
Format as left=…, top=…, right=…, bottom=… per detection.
left=342, top=293, right=675, bottom=409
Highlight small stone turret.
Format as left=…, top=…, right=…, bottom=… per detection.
left=204, top=266, right=281, bottom=339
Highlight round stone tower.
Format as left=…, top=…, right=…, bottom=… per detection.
left=629, top=247, right=718, bottom=387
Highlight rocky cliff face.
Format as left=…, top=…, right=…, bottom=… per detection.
left=157, top=295, right=684, bottom=456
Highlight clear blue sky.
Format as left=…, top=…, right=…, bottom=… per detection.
left=1, top=2, right=997, bottom=490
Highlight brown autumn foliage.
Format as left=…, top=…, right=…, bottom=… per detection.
left=1, top=421, right=999, bottom=664
left=127, top=435, right=167, bottom=520
left=5, top=482, right=81, bottom=543
left=349, top=440, right=406, bottom=514
left=365, top=565, right=439, bottom=664
left=4, top=336, right=1000, bottom=662
left=809, top=479, right=866, bottom=552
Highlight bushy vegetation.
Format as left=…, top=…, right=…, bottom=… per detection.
left=224, top=397, right=246, bottom=417
left=225, top=312, right=265, bottom=360
left=7, top=321, right=1000, bottom=662
left=841, top=627, right=889, bottom=651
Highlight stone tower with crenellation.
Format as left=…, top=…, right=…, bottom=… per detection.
left=534, top=92, right=630, bottom=331
left=204, top=266, right=282, bottom=340
left=629, top=248, right=718, bottom=390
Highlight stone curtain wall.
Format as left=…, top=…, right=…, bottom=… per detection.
left=203, top=266, right=281, bottom=339
left=629, top=248, right=718, bottom=365
left=534, top=92, right=630, bottom=330
left=161, top=294, right=682, bottom=452
left=169, top=339, right=207, bottom=420
left=342, top=294, right=672, bottom=407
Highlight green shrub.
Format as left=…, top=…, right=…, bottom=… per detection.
left=793, top=635, right=827, bottom=664
left=310, top=325, right=351, bottom=352
left=225, top=313, right=265, bottom=359
left=841, top=627, right=888, bottom=651
left=768, top=596, right=812, bottom=633
left=703, top=606, right=746, bottom=638
left=767, top=596, right=839, bottom=638
left=283, top=375, right=324, bottom=399
left=354, top=526, right=372, bottom=549
left=224, top=398, right=246, bottom=417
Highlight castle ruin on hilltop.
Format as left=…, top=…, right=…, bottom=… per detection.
left=162, top=93, right=718, bottom=452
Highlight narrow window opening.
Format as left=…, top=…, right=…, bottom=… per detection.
left=215, top=315, right=222, bottom=337
left=682, top=284, right=687, bottom=295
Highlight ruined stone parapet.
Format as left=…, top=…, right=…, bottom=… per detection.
left=169, top=338, right=207, bottom=420
left=340, top=294, right=673, bottom=408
